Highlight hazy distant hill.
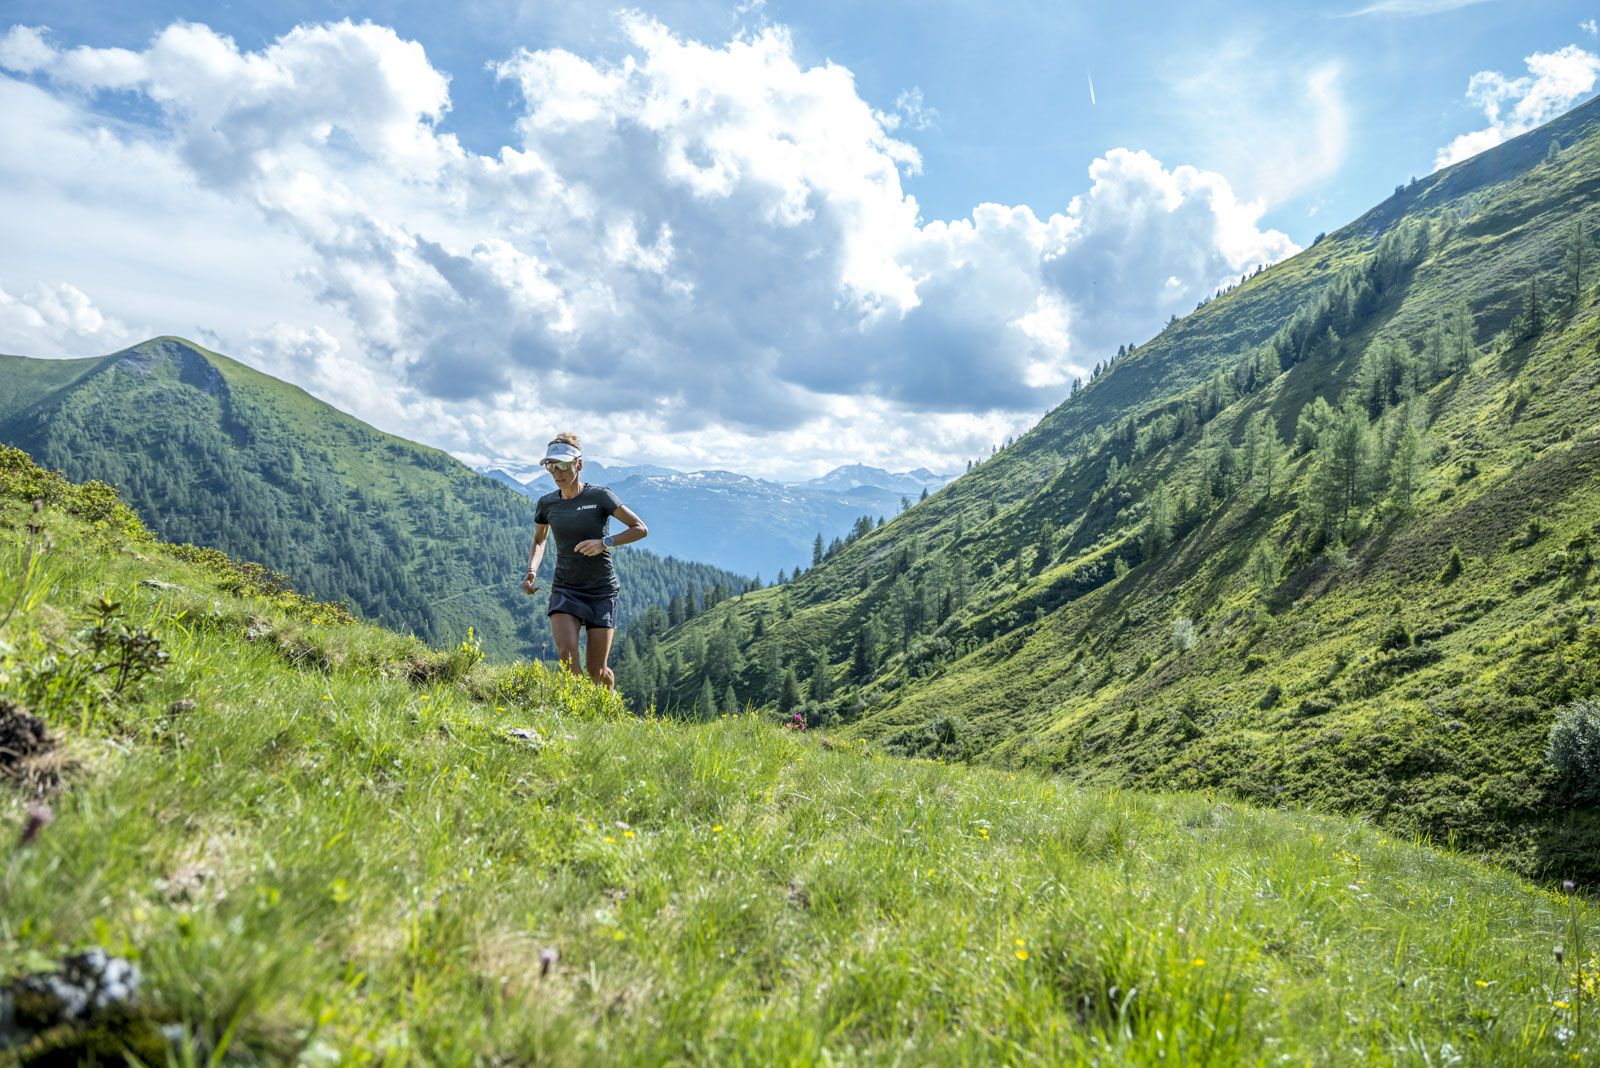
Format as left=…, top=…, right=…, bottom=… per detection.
left=647, top=93, right=1600, bottom=881
left=0, top=338, right=746, bottom=659
left=485, top=463, right=953, bottom=579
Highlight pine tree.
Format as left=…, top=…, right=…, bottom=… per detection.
left=853, top=617, right=884, bottom=682
left=1306, top=325, right=1341, bottom=364
left=697, top=676, right=717, bottom=719
left=778, top=668, right=802, bottom=710
left=1306, top=400, right=1374, bottom=538
left=761, top=642, right=784, bottom=704
left=1143, top=482, right=1173, bottom=558
left=1563, top=221, right=1590, bottom=306
left=1255, top=421, right=1287, bottom=503
left=812, top=533, right=824, bottom=566
left=1452, top=299, right=1476, bottom=373
left=721, top=682, right=739, bottom=716
left=1387, top=417, right=1426, bottom=515
left=1294, top=396, right=1334, bottom=455
left=809, top=655, right=832, bottom=702
left=1518, top=277, right=1544, bottom=340
left=1032, top=518, right=1056, bottom=575
left=919, top=486, right=930, bottom=501
left=1248, top=541, right=1281, bottom=595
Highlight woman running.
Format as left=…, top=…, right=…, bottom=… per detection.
left=522, top=433, right=649, bottom=689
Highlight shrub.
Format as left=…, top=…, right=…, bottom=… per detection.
left=1171, top=616, right=1197, bottom=653
left=1377, top=619, right=1412, bottom=652
left=1507, top=517, right=1547, bottom=551
left=1438, top=547, right=1464, bottom=584
left=1296, top=696, right=1336, bottom=719
left=1548, top=699, right=1600, bottom=805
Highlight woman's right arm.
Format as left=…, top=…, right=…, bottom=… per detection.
left=524, top=523, right=549, bottom=594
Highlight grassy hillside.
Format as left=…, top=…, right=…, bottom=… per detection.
left=649, top=95, right=1600, bottom=881
left=3, top=449, right=1599, bottom=1064
left=0, top=338, right=746, bottom=660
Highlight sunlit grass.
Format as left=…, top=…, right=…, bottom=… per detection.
left=2, top=493, right=1597, bottom=1064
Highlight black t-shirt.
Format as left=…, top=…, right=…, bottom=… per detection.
left=535, top=484, right=623, bottom=594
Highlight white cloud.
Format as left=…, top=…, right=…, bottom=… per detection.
left=1582, top=18, right=1599, bottom=36
left=890, top=88, right=938, bottom=131
left=0, top=25, right=54, bottom=72
left=1340, top=0, right=1492, bottom=15
left=0, top=279, right=136, bottom=355
left=1436, top=44, right=1600, bottom=167
left=0, top=15, right=1298, bottom=478
left=1169, top=46, right=1349, bottom=206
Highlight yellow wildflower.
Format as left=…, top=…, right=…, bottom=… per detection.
left=1015, top=950, right=1030, bottom=961
left=1191, top=958, right=1206, bottom=967
left=1475, top=980, right=1489, bottom=988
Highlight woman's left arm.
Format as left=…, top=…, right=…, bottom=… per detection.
left=575, top=504, right=648, bottom=556
left=607, top=504, right=649, bottom=547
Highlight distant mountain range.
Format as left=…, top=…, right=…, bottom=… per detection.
left=481, top=462, right=956, bottom=579
left=0, top=338, right=747, bottom=659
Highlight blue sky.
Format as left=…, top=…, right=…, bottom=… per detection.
left=1, top=0, right=1597, bottom=477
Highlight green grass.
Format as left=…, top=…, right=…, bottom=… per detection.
left=3, top=450, right=1600, bottom=1064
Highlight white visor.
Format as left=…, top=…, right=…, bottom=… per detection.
left=543, top=442, right=581, bottom=464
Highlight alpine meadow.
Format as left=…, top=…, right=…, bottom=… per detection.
left=4, top=9, right=1600, bottom=1066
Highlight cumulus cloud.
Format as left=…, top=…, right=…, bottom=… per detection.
left=1436, top=44, right=1600, bottom=168
left=0, top=279, right=135, bottom=355
left=1584, top=19, right=1599, bottom=36
left=1, top=14, right=1298, bottom=477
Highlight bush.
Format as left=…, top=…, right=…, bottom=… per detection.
left=1438, top=546, right=1464, bottom=584
left=1547, top=699, right=1600, bottom=805
left=1296, top=696, right=1336, bottom=719
left=1377, top=619, right=1412, bottom=652
left=1171, top=616, right=1197, bottom=654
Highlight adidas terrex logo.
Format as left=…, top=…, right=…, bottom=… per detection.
left=576, top=505, right=598, bottom=510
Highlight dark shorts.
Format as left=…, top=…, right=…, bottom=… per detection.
left=547, top=587, right=619, bottom=630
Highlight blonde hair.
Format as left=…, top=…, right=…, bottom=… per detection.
left=551, top=432, right=580, bottom=449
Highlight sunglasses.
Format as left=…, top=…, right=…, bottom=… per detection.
left=542, top=459, right=577, bottom=472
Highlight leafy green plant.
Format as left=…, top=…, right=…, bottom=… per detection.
left=1548, top=699, right=1600, bottom=804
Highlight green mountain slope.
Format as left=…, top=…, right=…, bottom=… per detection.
left=647, top=96, right=1600, bottom=880
left=0, top=338, right=746, bottom=660
left=2, top=448, right=1596, bottom=1064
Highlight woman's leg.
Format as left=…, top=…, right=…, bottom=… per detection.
left=585, top=627, right=615, bottom=690
left=550, top=613, right=583, bottom=676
